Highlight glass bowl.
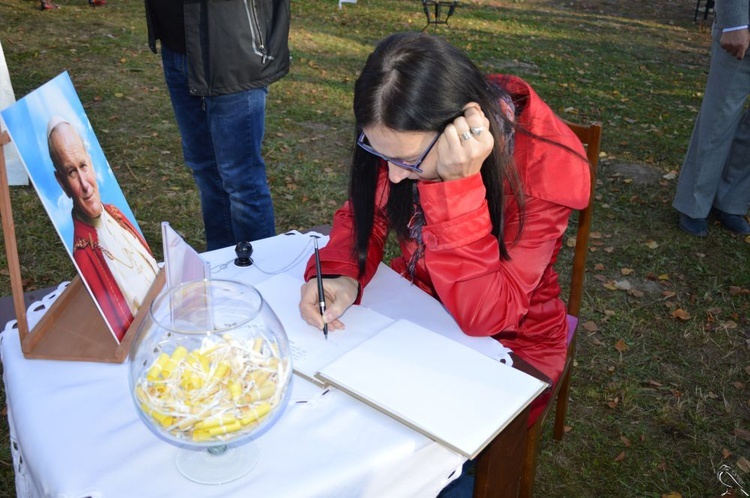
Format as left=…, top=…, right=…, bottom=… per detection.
left=128, top=279, right=292, bottom=483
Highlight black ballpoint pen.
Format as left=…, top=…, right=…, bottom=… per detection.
left=313, top=238, right=328, bottom=340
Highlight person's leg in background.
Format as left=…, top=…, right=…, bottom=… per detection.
left=673, top=25, right=750, bottom=236
left=161, top=46, right=234, bottom=250
left=205, top=86, right=276, bottom=244
left=713, top=105, right=750, bottom=233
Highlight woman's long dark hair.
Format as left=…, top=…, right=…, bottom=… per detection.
left=350, top=32, right=523, bottom=276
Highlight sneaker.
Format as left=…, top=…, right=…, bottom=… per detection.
left=713, top=209, right=750, bottom=235
left=679, top=214, right=708, bottom=237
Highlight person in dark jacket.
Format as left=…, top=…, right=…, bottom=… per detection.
left=145, top=0, right=291, bottom=250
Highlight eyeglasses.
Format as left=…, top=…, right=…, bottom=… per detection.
left=357, top=131, right=440, bottom=173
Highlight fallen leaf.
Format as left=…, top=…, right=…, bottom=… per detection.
left=647, top=380, right=663, bottom=387
left=566, top=237, right=576, bottom=248
left=604, top=310, right=616, bottom=317
left=594, top=263, right=605, bottom=271
left=658, top=274, right=670, bottom=281
left=720, top=321, right=738, bottom=329
left=662, top=291, right=676, bottom=298
left=645, top=240, right=659, bottom=249
left=671, top=309, right=691, bottom=320
left=564, top=425, right=572, bottom=433
left=734, top=428, right=750, bottom=442
left=621, top=268, right=634, bottom=275
left=661, top=493, right=681, bottom=498
left=734, top=382, right=745, bottom=389
left=628, top=289, right=644, bottom=298
left=614, top=280, right=632, bottom=291
left=604, top=246, right=615, bottom=253
left=614, top=451, right=626, bottom=462
left=582, top=321, right=598, bottom=332
left=615, top=339, right=628, bottom=352
left=722, top=448, right=732, bottom=459
left=603, top=281, right=618, bottom=291
left=738, top=457, right=750, bottom=473
left=590, top=232, right=602, bottom=239
left=620, top=435, right=631, bottom=447
left=656, top=461, right=667, bottom=471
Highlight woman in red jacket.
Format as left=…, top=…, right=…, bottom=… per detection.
left=299, top=32, right=590, bottom=427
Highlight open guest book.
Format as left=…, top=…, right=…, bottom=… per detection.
left=255, top=272, right=548, bottom=459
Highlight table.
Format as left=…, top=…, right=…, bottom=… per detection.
left=0, top=231, right=540, bottom=497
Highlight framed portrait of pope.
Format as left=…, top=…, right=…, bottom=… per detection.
left=0, top=71, right=159, bottom=342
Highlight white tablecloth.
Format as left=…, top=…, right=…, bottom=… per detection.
left=1, top=232, right=466, bottom=498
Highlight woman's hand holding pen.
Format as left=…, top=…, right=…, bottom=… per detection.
left=299, top=276, right=359, bottom=332
left=436, top=103, right=494, bottom=182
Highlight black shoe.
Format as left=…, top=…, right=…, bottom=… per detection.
left=679, top=214, right=708, bottom=237
left=713, top=209, right=750, bottom=235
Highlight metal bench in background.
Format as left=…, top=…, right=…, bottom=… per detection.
left=421, top=0, right=459, bottom=30
left=694, top=0, right=714, bottom=22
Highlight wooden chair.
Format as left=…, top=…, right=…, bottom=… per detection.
left=517, top=119, right=602, bottom=498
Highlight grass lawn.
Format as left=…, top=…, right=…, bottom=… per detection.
left=1, top=0, right=749, bottom=496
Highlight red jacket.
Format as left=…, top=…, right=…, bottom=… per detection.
left=305, top=75, right=590, bottom=422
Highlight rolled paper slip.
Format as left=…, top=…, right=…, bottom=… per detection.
left=162, top=346, right=188, bottom=378
left=147, top=353, right=169, bottom=381
left=241, top=403, right=272, bottom=426
left=248, top=383, right=277, bottom=403
left=140, top=404, right=174, bottom=428
left=195, top=413, right=239, bottom=430
left=208, top=420, right=243, bottom=436
left=249, top=369, right=271, bottom=387
left=211, top=361, right=231, bottom=380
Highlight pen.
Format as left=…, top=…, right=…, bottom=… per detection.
left=313, top=238, right=328, bottom=340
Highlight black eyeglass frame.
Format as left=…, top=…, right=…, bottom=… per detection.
left=356, top=131, right=441, bottom=173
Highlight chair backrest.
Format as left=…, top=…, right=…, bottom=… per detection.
left=561, top=119, right=601, bottom=319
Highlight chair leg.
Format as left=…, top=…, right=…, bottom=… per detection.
left=518, top=422, right=542, bottom=498
left=553, top=369, right=572, bottom=440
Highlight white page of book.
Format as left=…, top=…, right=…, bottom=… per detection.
left=255, top=273, right=395, bottom=385
left=318, top=318, right=548, bottom=459
left=361, top=263, right=513, bottom=363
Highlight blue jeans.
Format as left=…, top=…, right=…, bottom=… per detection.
left=161, top=47, right=276, bottom=250
left=437, top=460, right=475, bottom=498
